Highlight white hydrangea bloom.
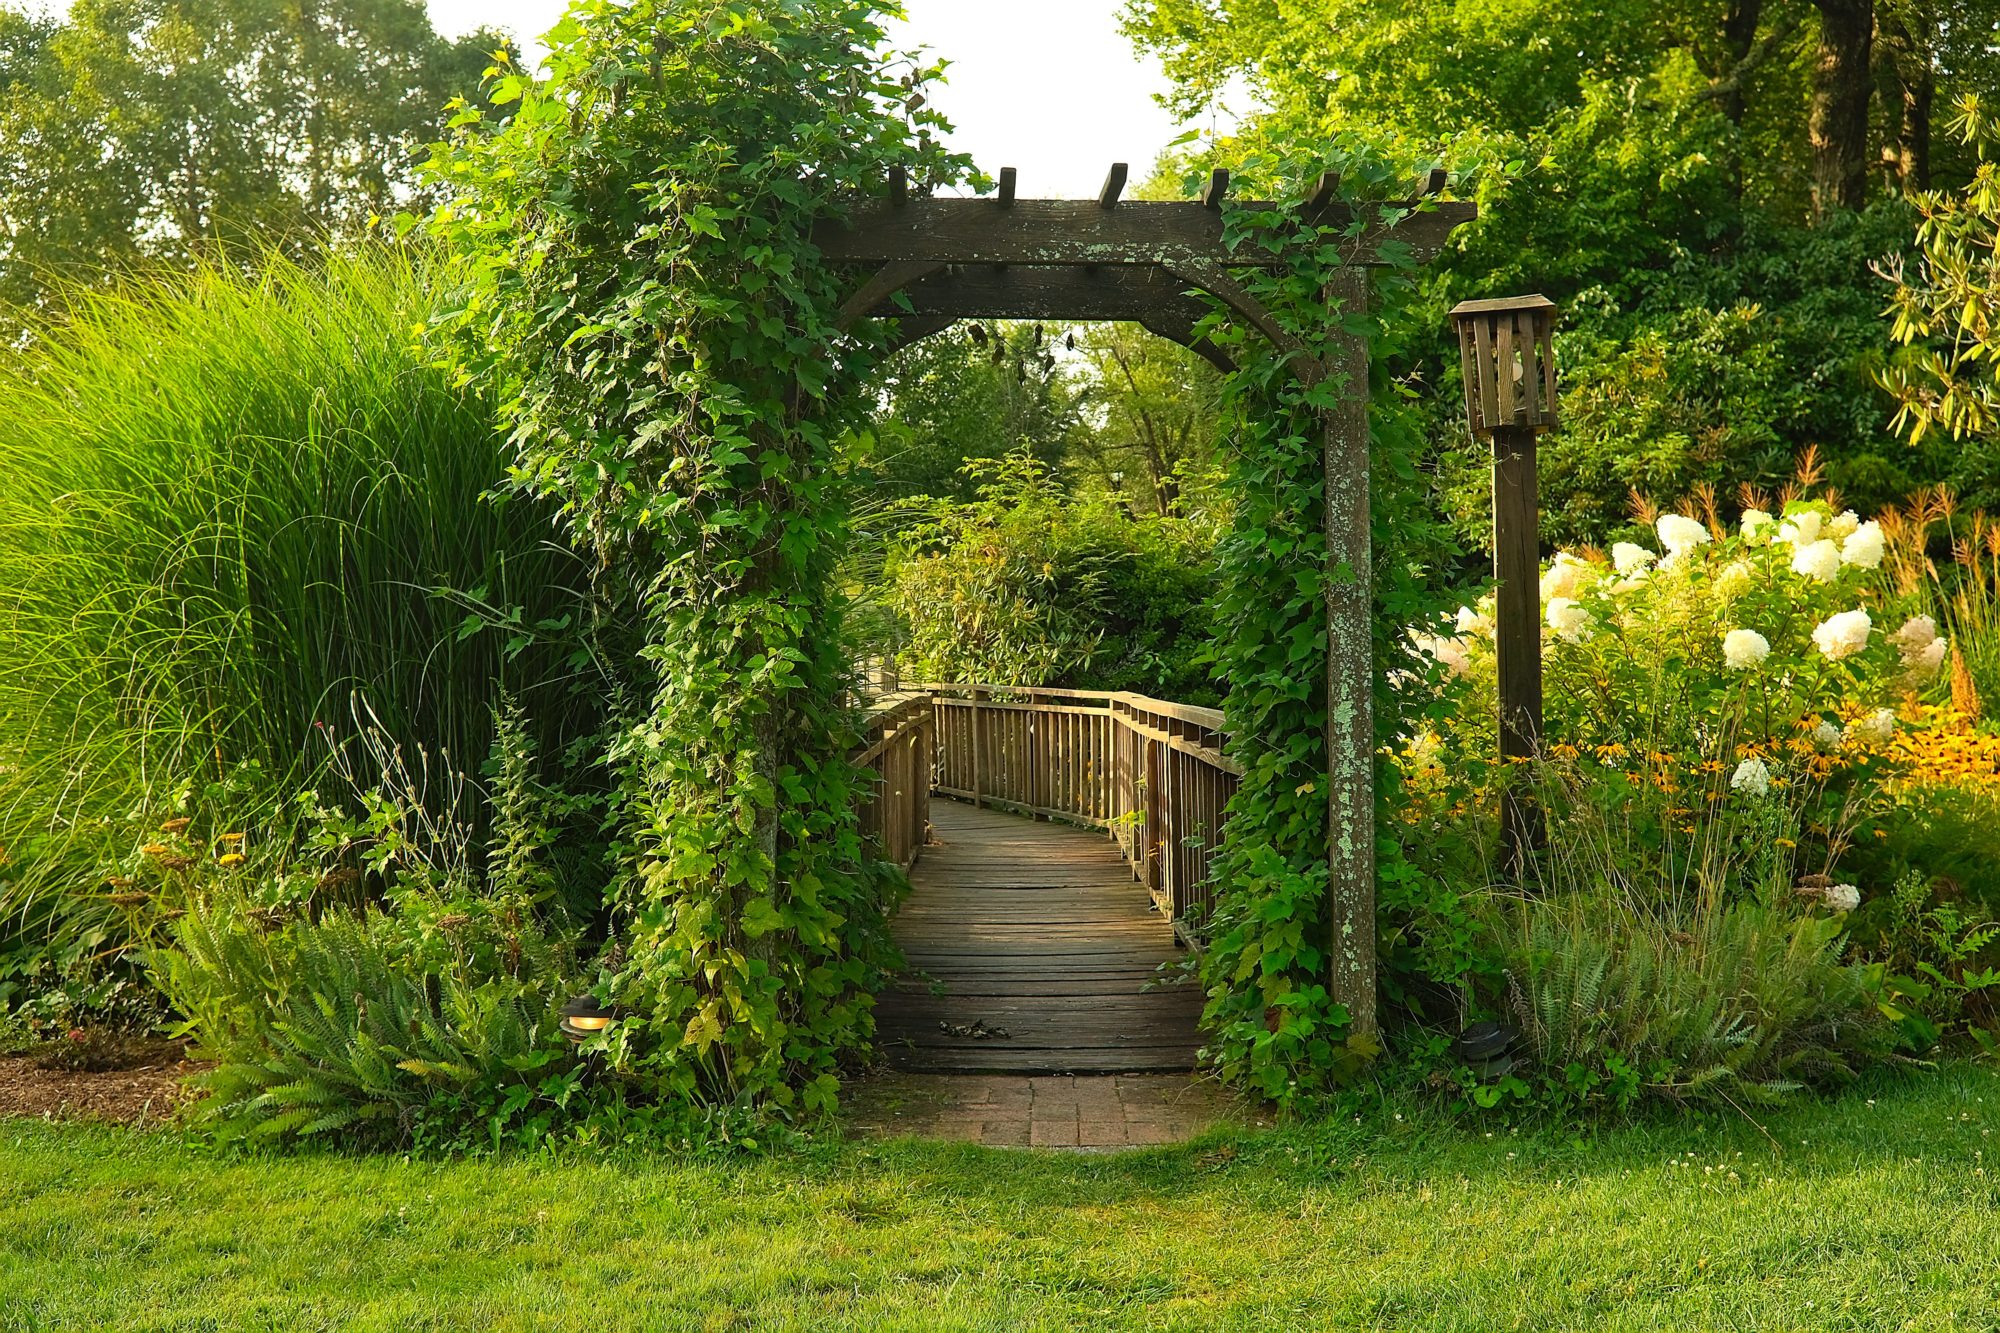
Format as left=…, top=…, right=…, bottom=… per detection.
left=1414, top=633, right=1472, bottom=678
left=1841, top=521, right=1884, bottom=570
left=1777, top=509, right=1824, bottom=547
left=1827, top=510, right=1862, bottom=541
left=1722, top=628, right=1770, bottom=670
left=1546, top=597, right=1594, bottom=644
left=1813, top=720, right=1843, bottom=750
left=1908, top=637, right=1948, bottom=679
left=1610, top=542, right=1655, bottom=576
left=1455, top=605, right=1491, bottom=637
left=1714, top=561, right=1754, bottom=599
left=1731, top=757, right=1772, bottom=796
left=1893, top=615, right=1938, bottom=652
left=1540, top=552, right=1586, bottom=601
left=1656, top=514, right=1711, bottom=555
left=1740, top=509, right=1774, bottom=543
left=1812, top=609, right=1873, bottom=660
left=1847, top=708, right=1897, bottom=746
left=1790, top=539, right=1842, bottom=583
left=1824, top=883, right=1861, bottom=913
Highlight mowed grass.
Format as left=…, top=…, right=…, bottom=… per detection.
left=2, top=1065, right=1997, bottom=1332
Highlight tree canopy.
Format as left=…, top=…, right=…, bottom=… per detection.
left=0, top=0, right=505, bottom=314
left=1122, top=0, right=2000, bottom=541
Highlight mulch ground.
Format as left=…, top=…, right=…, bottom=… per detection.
left=0, top=1052, right=198, bottom=1125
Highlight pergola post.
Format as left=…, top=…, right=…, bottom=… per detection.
left=1322, top=266, right=1377, bottom=1039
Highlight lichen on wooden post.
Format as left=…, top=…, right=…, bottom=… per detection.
left=1321, top=266, right=1377, bottom=1039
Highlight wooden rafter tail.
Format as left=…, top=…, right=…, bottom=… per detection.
left=889, top=164, right=908, bottom=206
left=1200, top=168, right=1230, bottom=209
left=997, top=166, right=1017, bottom=208
left=1419, top=166, right=1448, bottom=196
left=1098, top=162, right=1129, bottom=209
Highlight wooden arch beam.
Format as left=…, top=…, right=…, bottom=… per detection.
left=850, top=265, right=1238, bottom=372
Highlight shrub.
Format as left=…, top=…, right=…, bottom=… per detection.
left=0, top=251, right=594, bottom=984
left=153, top=710, right=597, bottom=1149
left=1405, top=497, right=1950, bottom=1103
left=157, top=899, right=584, bottom=1148
left=884, top=454, right=1222, bottom=703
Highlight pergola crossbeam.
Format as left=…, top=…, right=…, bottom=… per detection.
left=816, top=198, right=1475, bottom=269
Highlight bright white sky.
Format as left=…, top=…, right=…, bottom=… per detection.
left=27, top=0, right=1213, bottom=198
left=428, top=0, right=1198, bottom=198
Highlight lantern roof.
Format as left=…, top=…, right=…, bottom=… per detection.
left=1448, top=294, right=1556, bottom=319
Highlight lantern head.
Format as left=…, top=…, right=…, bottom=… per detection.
left=559, top=994, right=615, bottom=1043
left=1449, top=294, right=1559, bottom=438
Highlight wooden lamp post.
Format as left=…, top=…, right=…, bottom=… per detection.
left=1449, top=295, right=1558, bottom=870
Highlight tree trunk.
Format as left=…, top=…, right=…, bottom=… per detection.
left=1720, top=0, right=1765, bottom=124
left=1877, top=5, right=1933, bottom=193
left=1809, top=0, right=1876, bottom=217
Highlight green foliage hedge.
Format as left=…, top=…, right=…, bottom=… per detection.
left=425, top=0, right=970, bottom=1120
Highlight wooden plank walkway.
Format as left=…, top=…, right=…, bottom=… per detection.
left=876, top=800, right=1203, bottom=1073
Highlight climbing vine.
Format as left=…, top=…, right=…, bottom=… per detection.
left=1197, top=144, right=1465, bottom=1105
left=425, top=0, right=969, bottom=1119
left=424, top=0, right=1469, bottom=1122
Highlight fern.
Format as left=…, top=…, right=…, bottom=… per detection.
left=155, top=890, right=579, bottom=1147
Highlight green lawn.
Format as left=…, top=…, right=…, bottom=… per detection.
left=3, top=1066, right=1997, bottom=1332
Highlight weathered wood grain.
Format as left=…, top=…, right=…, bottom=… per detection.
left=815, top=199, right=1477, bottom=269
left=877, top=801, right=1201, bottom=1074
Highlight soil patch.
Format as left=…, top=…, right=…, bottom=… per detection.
left=0, top=1051, right=198, bottom=1125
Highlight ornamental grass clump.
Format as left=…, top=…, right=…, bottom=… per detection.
left=0, top=251, right=592, bottom=982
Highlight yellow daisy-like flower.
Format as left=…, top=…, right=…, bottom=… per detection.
left=140, top=842, right=171, bottom=857
left=217, top=832, right=247, bottom=845
left=159, top=817, right=192, bottom=834
left=216, top=852, right=246, bottom=868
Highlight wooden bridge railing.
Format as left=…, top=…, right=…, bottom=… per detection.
left=853, top=691, right=934, bottom=872
left=917, top=683, right=1241, bottom=931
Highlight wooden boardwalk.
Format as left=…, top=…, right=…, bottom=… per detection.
left=876, top=800, right=1203, bottom=1073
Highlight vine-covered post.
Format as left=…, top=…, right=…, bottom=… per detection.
left=1450, top=295, right=1559, bottom=870
left=1323, top=266, right=1377, bottom=1038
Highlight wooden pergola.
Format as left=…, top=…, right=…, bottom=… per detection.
left=817, top=165, right=1477, bottom=1036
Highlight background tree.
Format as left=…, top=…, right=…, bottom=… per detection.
left=1069, top=323, right=1225, bottom=517
left=861, top=322, right=1087, bottom=500
left=0, top=0, right=504, bottom=314
left=1122, top=0, right=2000, bottom=543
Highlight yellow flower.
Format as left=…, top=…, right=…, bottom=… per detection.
left=159, top=817, right=192, bottom=834
left=216, top=852, right=246, bottom=868
left=140, top=842, right=171, bottom=857
left=217, top=832, right=246, bottom=845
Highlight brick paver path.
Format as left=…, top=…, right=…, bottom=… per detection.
left=845, top=1072, right=1252, bottom=1149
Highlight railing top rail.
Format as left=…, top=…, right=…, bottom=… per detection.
left=909, top=682, right=1226, bottom=733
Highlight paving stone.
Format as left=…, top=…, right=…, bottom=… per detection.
left=844, top=1071, right=1259, bottom=1150
left=1030, top=1116, right=1080, bottom=1147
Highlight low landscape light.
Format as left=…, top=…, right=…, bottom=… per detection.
left=559, top=994, right=615, bottom=1043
